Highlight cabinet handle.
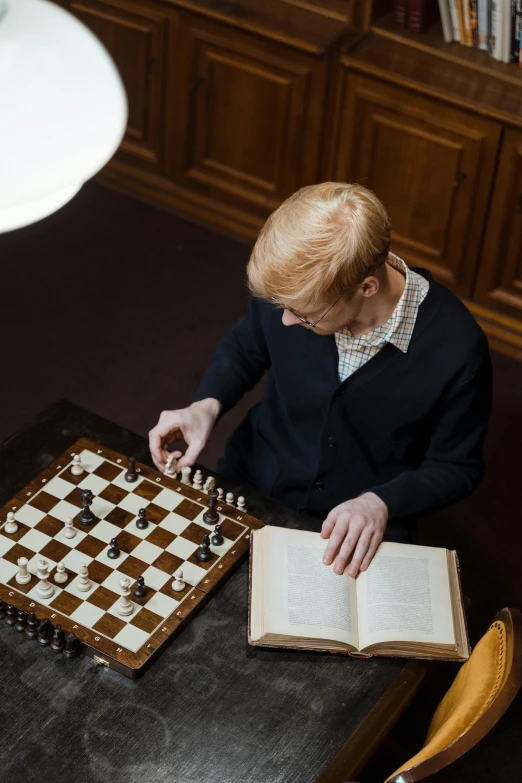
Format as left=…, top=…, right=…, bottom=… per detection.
left=189, top=76, right=205, bottom=92
left=518, top=192, right=522, bottom=213
left=453, top=171, right=467, bottom=189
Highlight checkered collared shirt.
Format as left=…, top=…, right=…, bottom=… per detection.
left=335, top=252, right=429, bottom=383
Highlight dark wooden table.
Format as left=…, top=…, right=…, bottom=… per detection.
left=0, top=401, right=427, bottom=783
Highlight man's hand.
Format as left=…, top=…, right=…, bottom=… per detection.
left=320, top=493, right=388, bottom=577
left=148, top=398, right=222, bottom=472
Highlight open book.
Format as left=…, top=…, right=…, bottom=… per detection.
left=249, top=526, right=470, bottom=661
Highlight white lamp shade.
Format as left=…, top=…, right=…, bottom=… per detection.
left=0, top=0, right=128, bottom=233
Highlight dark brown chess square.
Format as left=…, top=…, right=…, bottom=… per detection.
left=94, top=462, right=123, bottom=482
left=130, top=607, right=163, bottom=634
left=3, top=542, right=35, bottom=565
left=105, top=507, right=135, bottom=528
left=49, top=590, right=83, bottom=614
left=28, top=492, right=58, bottom=514
left=98, top=484, right=129, bottom=505
left=220, top=517, right=246, bottom=541
left=128, top=580, right=156, bottom=607
left=88, top=560, right=113, bottom=584
left=146, top=526, right=176, bottom=549
left=173, top=499, right=201, bottom=521
left=187, top=550, right=214, bottom=571
left=133, top=481, right=163, bottom=502
left=63, top=486, right=85, bottom=508
left=62, top=467, right=88, bottom=486
left=35, top=515, right=63, bottom=538
left=75, top=536, right=106, bottom=558
left=119, top=555, right=149, bottom=579
left=117, top=530, right=141, bottom=554
left=143, top=503, right=169, bottom=524
left=87, top=586, right=118, bottom=611
left=93, top=613, right=127, bottom=638
left=153, top=551, right=184, bottom=575
left=159, top=577, right=192, bottom=602
left=180, top=522, right=207, bottom=545
left=48, top=563, right=77, bottom=585
left=39, top=540, right=71, bottom=564
left=0, top=523, right=31, bottom=544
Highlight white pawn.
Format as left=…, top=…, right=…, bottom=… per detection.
left=237, top=496, right=247, bottom=513
left=180, top=466, right=192, bottom=485
left=16, top=556, right=31, bottom=585
left=64, top=517, right=76, bottom=539
left=4, top=511, right=18, bottom=535
left=164, top=454, right=177, bottom=477
left=54, top=562, right=68, bottom=584
left=172, top=568, right=185, bottom=592
left=217, top=488, right=224, bottom=501
left=70, top=454, right=84, bottom=476
left=226, top=492, right=235, bottom=507
left=116, top=577, right=134, bottom=616
left=192, top=469, right=203, bottom=491
left=76, top=563, right=91, bottom=592
left=36, top=559, right=54, bottom=599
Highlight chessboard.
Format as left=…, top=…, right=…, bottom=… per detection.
left=0, top=437, right=264, bottom=678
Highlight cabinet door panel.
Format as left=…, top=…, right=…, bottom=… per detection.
left=332, top=74, right=500, bottom=296
left=71, top=0, right=168, bottom=168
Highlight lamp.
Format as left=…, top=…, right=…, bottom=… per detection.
left=0, top=0, right=128, bottom=233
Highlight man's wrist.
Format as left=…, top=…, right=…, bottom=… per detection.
left=360, top=491, right=389, bottom=521
left=192, top=397, right=222, bottom=421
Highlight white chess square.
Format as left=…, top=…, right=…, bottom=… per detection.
left=0, top=559, right=18, bottom=583
left=27, top=553, right=58, bottom=576
left=141, top=565, right=171, bottom=591
left=167, top=536, right=199, bottom=560
left=62, top=548, right=93, bottom=573
left=90, top=497, right=116, bottom=520
left=79, top=473, right=110, bottom=496
left=101, top=569, right=134, bottom=594
left=131, top=540, right=163, bottom=565
left=14, top=504, right=47, bottom=528
left=94, top=546, right=129, bottom=568
left=53, top=525, right=87, bottom=548
left=70, top=601, right=106, bottom=628
left=49, top=499, right=81, bottom=523
left=18, top=528, right=52, bottom=552
left=107, top=599, right=142, bottom=623
left=181, top=561, right=208, bottom=586
left=27, top=582, right=63, bottom=604
left=112, top=470, right=144, bottom=491
left=144, top=591, right=179, bottom=617
left=159, top=513, right=190, bottom=536
left=65, top=573, right=98, bottom=599
left=152, top=488, right=184, bottom=512
left=210, top=537, right=234, bottom=556
left=44, top=476, right=76, bottom=500
left=123, top=517, right=152, bottom=540
left=118, top=493, right=149, bottom=515
left=77, top=450, right=105, bottom=472
left=0, top=535, right=15, bottom=558
left=113, top=624, right=150, bottom=653
left=89, top=519, right=123, bottom=544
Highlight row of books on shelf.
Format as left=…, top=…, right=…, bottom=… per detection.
left=393, top=0, right=522, bottom=66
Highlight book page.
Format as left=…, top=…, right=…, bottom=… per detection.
left=357, top=542, right=456, bottom=649
left=264, top=527, right=359, bottom=648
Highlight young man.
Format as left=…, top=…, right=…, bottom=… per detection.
left=149, top=182, right=492, bottom=578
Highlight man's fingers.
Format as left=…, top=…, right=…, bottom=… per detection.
left=322, top=516, right=349, bottom=565
left=359, top=534, right=383, bottom=572
left=320, top=509, right=339, bottom=540
left=332, top=523, right=366, bottom=575
left=177, top=438, right=204, bottom=469
left=346, top=529, right=373, bottom=577
left=149, top=429, right=166, bottom=469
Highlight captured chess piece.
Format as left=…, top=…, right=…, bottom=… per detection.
left=78, top=488, right=97, bottom=526
left=196, top=533, right=213, bottom=562
left=15, top=610, right=27, bottom=633
left=25, top=611, right=39, bottom=640
left=70, top=453, right=84, bottom=476
left=107, top=537, right=120, bottom=559
left=203, top=476, right=215, bottom=493
left=37, top=618, right=53, bottom=646
left=50, top=624, right=65, bottom=653
left=4, top=604, right=17, bottom=627
left=192, top=469, right=203, bottom=491
left=164, top=453, right=177, bottom=477
left=4, top=511, right=18, bottom=534
left=203, top=486, right=219, bottom=526
left=217, top=488, right=224, bottom=501
left=136, top=508, right=148, bottom=530
left=226, top=492, right=235, bottom=507
left=180, top=466, right=192, bottom=485
left=211, top=524, right=224, bottom=547
left=172, top=568, right=185, bottom=592
left=237, top=496, right=247, bottom=513
left=125, top=456, right=138, bottom=483
left=133, top=575, right=147, bottom=598
left=16, top=556, right=31, bottom=585
left=63, top=632, right=78, bottom=659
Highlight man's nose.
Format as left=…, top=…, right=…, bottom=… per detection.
left=282, top=309, right=301, bottom=327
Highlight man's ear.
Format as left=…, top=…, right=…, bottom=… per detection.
left=360, top=276, right=379, bottom=298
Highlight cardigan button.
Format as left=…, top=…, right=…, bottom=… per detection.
left=313, top=481, right=324, bottom=491
left=327, top=435, right=336, bottom=447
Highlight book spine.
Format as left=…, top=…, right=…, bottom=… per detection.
left=408, top=0, right=425, bottom=32
left=478, top=0, right=489, bottom=47
left=470, top=0, right=479, bottom=42
left=512, top=0, right=521, bottom=60
left=449, top=0, right=462, bottom=38
left=503, top=0, right=512, bottom=60
left=463, top=0, right=473, bottom=43
left=491, top=0, right=503, bottom=57
left=439, top=0, right=455, bottom=39
left=393, top=0, right=409, bottom=26
left=520, top=19, right=522, bottom=62
left=456, top=0, right=468, bottom=42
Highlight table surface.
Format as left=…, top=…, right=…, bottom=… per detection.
left=0, top=401, right=427, bottom=783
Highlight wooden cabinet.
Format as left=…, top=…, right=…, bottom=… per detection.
left=330, top=74, right=501, bottom=297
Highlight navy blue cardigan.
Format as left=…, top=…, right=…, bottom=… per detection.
left=194, top=270, right=492, bottom=522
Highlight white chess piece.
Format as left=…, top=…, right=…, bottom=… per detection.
left=76, top=563, right=91, bottom=592
left=4, top=511, right=18, bottom=534
left=203, top=476, right=215, bottom=494
left=36, top=559, right=54, bottom=599
left=226, top=492, right=235, bottom=507
left=54, top=562, right=68, bottom=584
left=164, top=454, right=177, bottom=477
left=70, top=454, right=84, bottom=476
left=217, top=488, right=224, bottom=501
left=237, top=496, right=247, bottom=513
left=64, top=517, right=76, bottom=539
left=180, top=466, right=192, bottom=485
left=116, top=577, right=134, bottom=616
left=172, top=568, right=185, bottom=592
left=16, top=556, right=31, bottom=585
left=192, top=469, right=203, bottom=491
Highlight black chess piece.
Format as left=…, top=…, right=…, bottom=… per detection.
left=37, top=619, right=53, bottom=646
left=4, top=604, right=17, bottom=627
left=107, top=537, right=120, bottom=559
left=133, top=575, right=147, bottom=598
left=25, top=611, right=39, bottom=640
left=15, top=610, right=27, bottom=632
left=203, top=486, right=219, bottom=526
left=50, top=624, right=65, bottom=653
left=63, top=632, right=78, bottom=659
left=0, top=599, right=6, bottom=620
left=196, top=533, right=213, bottom=562
left=125, top=456, right=138, bottom=483
left=136, top=508, right=148, bottom=530
left=78, top=488, right=97, bottom=526
left=211, top=524, right=224, bottom=547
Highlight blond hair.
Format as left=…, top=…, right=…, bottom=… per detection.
left=247, top=182, right=391, bottom=310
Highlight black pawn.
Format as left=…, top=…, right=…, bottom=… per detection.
left=133, top=575, right=147, bottom=598
left=4, top=604, right=17, bottom=627
left=50, top=624, right=65, bottom=653
left=136, top=508, right=148, bottom=530
left=125, top=456, right=138, bottom=483
left=63, top=632, right=78, bottom=659
left=211, top=524, right=224, bottom=547
left=203, top=486, right=219, bottom=526
left=37, top=619, right=53, bottom=646
left=107, top=537, right=120, bottom=559
left=0, top=600, right=6, bottom=620
left=196, top=533, right=213, bottom=562
left=15, top=610, right=27, bottom=633
left=78, top=488, right=97, bottom=526
left=25, top=611, right=39, bottom=640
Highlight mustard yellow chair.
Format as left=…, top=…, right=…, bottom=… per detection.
left=384, top=607, right=522, bottom=783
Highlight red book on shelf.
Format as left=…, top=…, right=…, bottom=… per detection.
left=407, top=0, right=441, bottom=32
left=393, top=0, right=409, bottom=27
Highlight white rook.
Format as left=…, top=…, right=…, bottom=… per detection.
left=16, top=557, right=31, bottom=585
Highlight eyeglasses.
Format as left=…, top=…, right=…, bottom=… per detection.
left=271, top=294, right=344, bottom=328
